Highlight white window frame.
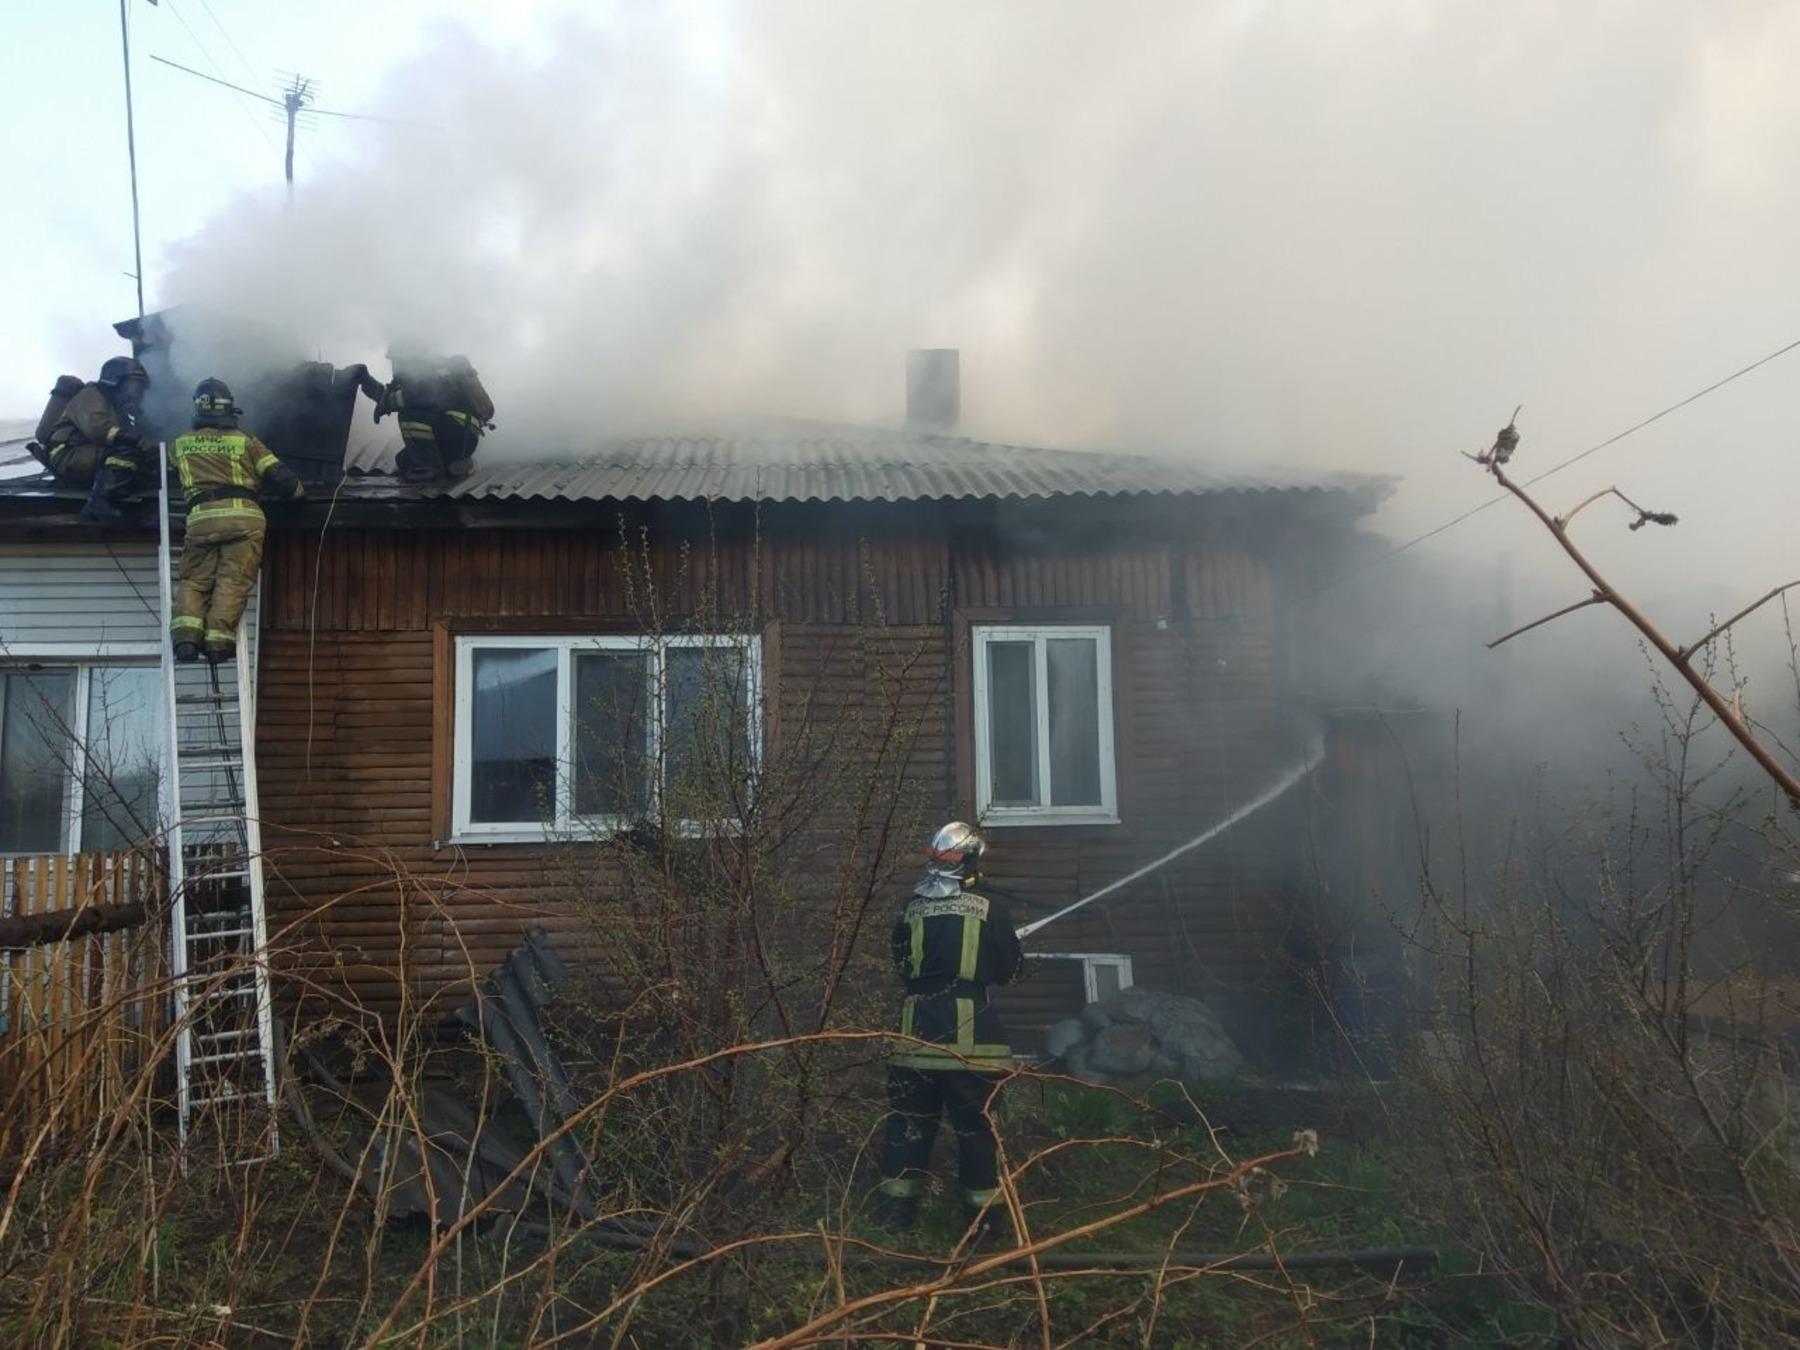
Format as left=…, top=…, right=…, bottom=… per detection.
left=451, top=634, right=762, bottom=843
left=0, top=659, right=163, bottom=857
left=971, top=624, right=1119, bottom=826
left=1034, top=951, right=1135, bottom=1003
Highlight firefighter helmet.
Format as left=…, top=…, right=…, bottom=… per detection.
left=97, top=356, right=148, bottom=387
left=191, top=377, right=242, bottom=425
left=926, top=821, right=986, bottom=881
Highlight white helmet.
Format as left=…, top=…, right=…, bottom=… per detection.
left=926, top=821, right=986, bottom=880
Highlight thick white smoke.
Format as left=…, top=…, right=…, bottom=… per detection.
left=148, top=1, right=1800, bottom=769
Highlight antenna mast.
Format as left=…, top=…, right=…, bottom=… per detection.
left=119, top=0, right=145, bottom=318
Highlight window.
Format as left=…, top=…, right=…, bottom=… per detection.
left=1035, top=952, right=1135, bottom=1004
left=1083, top=954, right=1133, bottom=1003
left=0, top=664, right=163, bottom=854
left=452, top=635, right=761, bottom=840
left=972, top=625, right=1117, bottom=824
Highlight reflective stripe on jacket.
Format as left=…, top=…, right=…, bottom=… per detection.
left=888, top=884, right=1026, bottom=1072
left=383, top=361, right=493, bottom=435
left=171, top=428, right=297, bottom=526
left=46, top=384, right=123, bottom=459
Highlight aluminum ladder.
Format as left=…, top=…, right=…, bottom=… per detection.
left=155, top=443, right=279, bottom=1159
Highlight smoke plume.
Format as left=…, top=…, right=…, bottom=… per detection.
left=148, top=1, right=1800, bottom=794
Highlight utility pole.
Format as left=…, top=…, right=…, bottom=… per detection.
left=149, top=56, right=409, bottom=197
left=280, top=75, right=314, bottom=199
left=119, top=0, right=145, bottom=319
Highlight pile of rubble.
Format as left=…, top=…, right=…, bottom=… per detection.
left=1045, top=989, right=1245, bottom=1085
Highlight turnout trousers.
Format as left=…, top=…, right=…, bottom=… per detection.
left=395, top=412, right=481, bottom=482
left=173, top=513, right=266, bottom=657
left=877, top=1066, right=1004, bottom=1211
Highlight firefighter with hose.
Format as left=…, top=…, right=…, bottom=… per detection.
left=874, top=821, right=1025, bottom=1242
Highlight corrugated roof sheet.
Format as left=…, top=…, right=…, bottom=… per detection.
left=346, top=422, right=1392, bottom=507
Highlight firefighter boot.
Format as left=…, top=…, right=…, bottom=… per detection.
left=173, top=641, right=201, bottom=664
left=79, top=468, right=129, bottom=526
left=395, top=444, right=443, bottom=484
left=872, top=1192, right=919, bottom=1234
left=961, top=1200, right=1007, bottom=1251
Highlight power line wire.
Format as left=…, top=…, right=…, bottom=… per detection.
left=149, top=53, right=281, bottom=106
left=156, top=0, right=283, bottom=157
left=152, top=55, right=418, bottom=126
left=1308, top=334, right=1800, bottom=601
left=193, top=0, right=259, bottom=82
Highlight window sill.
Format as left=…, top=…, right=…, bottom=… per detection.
left=980, top=811, right=1121, bottom=829
left=442, top=820, right=743, bottom=847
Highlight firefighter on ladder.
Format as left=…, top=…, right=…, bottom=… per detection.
left=874, top=821, right=1026, bottom=1243
left=362, top=339, right=495, bottom=483
left=169, top=378, right=304, bottom=664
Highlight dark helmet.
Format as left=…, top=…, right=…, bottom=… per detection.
left=926, top=821, right=986, bottom=883
left=97, top=356, right=149, bottom=388
left=192, top=377, right=242, bottom=427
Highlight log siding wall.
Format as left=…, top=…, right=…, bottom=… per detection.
left=256, top=499, right=1310, bottom=1044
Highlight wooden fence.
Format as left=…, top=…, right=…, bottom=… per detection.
left=0, top=851, right=168, bottom=1145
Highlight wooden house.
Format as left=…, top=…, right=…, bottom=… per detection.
left=0, top=379, right=1390, bottom=1054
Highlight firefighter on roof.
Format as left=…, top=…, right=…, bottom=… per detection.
left=874, top=821, right=1026, bottom=1242
left=169, top=378, right=303, bottom=664
left=365, top=339, right=495, bottom=483
left=29, top=358, right=151, bottom=523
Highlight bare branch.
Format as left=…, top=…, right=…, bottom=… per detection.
left=1483, top=461, right=1800, bottom=806
left=1556, top=485, right=1679, bottom=531
left=1678, top=580, right=1800, bottom=661
left=1487, top=592, right=1607, bottom=649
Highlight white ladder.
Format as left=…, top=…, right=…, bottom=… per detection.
left=155, top=442, right=279, bottom=1159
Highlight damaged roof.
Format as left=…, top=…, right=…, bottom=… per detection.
left=343, top=422, right=1393, bottom=508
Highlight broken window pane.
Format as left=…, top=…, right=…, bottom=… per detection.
left=1, top=670, right=74, bottom=853
left=986, top=640, right=1038, bottom=805
left=1046, top=637, right=1101, bottom=806
left=469, top=647, right=557, bottom=825
left=573, top=651, right=650, bottom=819
left=664, top=645, right=748, bottom=820
left=80, top=666, right=162, bottom=852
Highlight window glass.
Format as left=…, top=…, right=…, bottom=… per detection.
left=664, top=645, right=748, bottom=819
left=985, top=641, right=1038, bottom=805
left=1092, top=960, right=1125, bottom=1002
left=0, top=671, right=73, bottom=853
left=80, top=666, right=163, bottom=851
left=469, top=647, right=557, bottom=824
left=457, top=637, right=758, bottom=837
left=1046, top=638, right=1102, bottom=806
left=573, top=651, right=650, bottom=819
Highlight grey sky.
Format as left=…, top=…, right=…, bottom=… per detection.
left=6, top=1, right=1797, bottom=662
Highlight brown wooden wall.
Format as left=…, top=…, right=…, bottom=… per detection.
left=255, top=499, right=1311, bottom=1045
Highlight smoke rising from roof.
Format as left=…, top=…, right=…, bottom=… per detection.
left=147, top=2, right=1800, bottom=755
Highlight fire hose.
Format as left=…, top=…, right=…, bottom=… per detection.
left=1016, top=740, right=1326, bottom=942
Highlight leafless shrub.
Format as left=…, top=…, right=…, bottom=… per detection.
left=0, top=524, right=1352, bottom=1347
left=1392, top=436, right=1800, bottom=1344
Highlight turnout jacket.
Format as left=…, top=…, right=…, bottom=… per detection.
left=889, top=877, right=1026, bottom=1072
left=379, top=358, right=495, bottom=437
left=44, top=384, right=133, bottom=470
left=171, top=427, right=304, bottom=528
